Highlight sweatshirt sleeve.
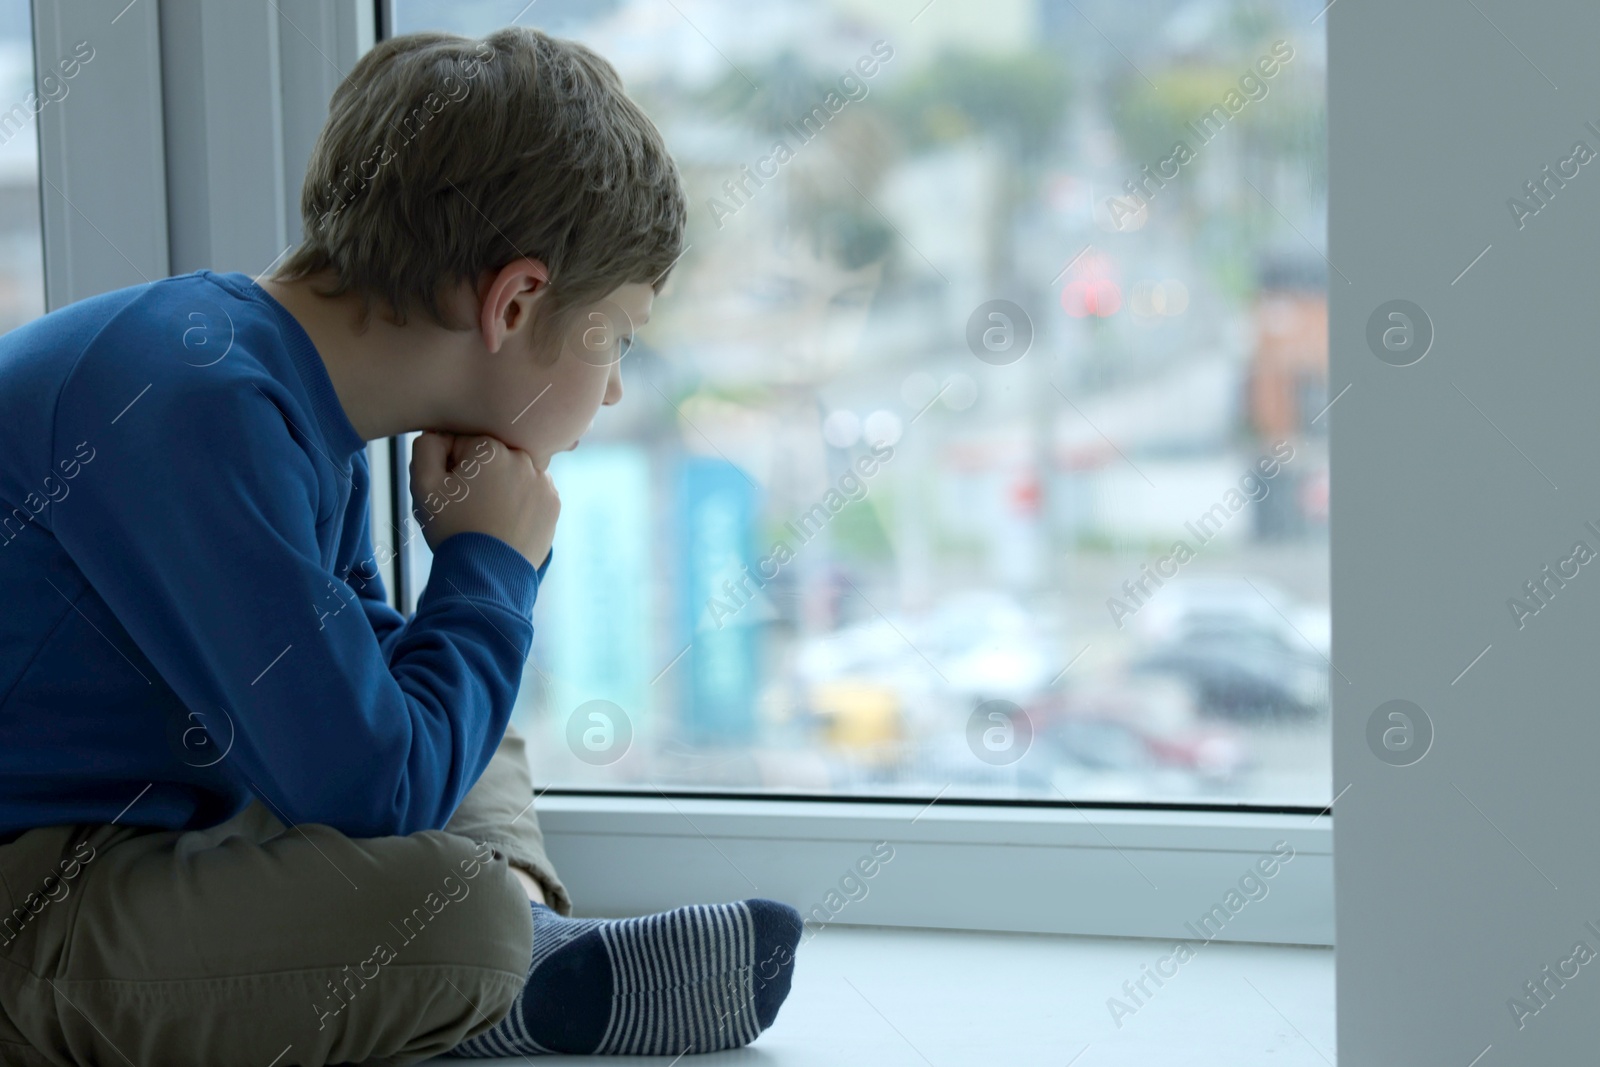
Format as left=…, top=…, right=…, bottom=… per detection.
left=349, top=483, right=554, bottom=666
left=50, top=369, right=544, bottom=838
left=347, top=505, right=412, bottom=664
left=360, top=584, right=411, bottom=665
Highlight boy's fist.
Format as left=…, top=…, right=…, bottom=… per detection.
left=409, top=431, right=559, bottom=569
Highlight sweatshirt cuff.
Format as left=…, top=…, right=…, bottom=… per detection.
left=421, top=532, right=548, bottom=617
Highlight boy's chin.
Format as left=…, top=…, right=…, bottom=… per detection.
left=523, top=438, right=578, bottom=472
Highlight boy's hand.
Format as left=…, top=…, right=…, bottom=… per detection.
left=410, top=431, right=559, bottom=569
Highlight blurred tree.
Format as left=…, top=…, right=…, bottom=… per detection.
left=1109, top=67, right=1239, bottom=172
left=885, top=51, right=1071, bottom=162
left=1107, top=58, right=1324, bottom=224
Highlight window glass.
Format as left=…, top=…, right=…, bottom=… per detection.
left=389, top=0, right=1330, bottom=805
left=0, top=0, right=45, bottom=330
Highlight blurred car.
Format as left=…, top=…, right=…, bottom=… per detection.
left=794, top=587, right=1061, bottom=747
left=1131, top=622, right=1327, bottom=720
left=908, top=590, right=1062, bottom=703
left=1124, top=574, right=1329, bottom=721
left=1133, top=575, right=1321, bottom=649
left=1040, top=676, right=1250, bottom=779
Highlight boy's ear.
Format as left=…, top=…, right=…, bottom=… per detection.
left=478, top=258, right=551, bottom=354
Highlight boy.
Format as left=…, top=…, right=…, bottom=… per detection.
left=0, top=26, right=800, bottom=1065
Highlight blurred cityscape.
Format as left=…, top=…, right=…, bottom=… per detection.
left=395, top=0, right=1332, bottom=805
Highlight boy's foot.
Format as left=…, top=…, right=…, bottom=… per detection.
left=446, top=898, right=803, bottom=1057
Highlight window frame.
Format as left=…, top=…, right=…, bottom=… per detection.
left=34, top=0, right=169, bottom=309
left=38, top=0, right=1335, bottom=945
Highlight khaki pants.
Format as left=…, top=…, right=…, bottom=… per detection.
left=0, top=725, right=570, bottom=1066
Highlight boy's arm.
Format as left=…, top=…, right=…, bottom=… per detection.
left=346, top=505, right=411, bottom=663
left=52, top=370, right=544, bottom=838
left=349, top=514, right=550, bottom=665
left=360, top=582, right=410, bottom=664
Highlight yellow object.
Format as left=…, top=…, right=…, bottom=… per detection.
left=810, top=681, right=901, bottom=750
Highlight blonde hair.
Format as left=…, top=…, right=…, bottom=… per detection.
left=275, top=27, right=685, bottom=339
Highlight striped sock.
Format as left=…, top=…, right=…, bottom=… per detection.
left=445, top=898, right=803, bottom=1057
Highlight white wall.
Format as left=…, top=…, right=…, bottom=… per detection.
left=1332, top=2, right=1600, bottom=1061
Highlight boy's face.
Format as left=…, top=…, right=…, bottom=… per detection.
left=480, top=281, right=653, bottom=467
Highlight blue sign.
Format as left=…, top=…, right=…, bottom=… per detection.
left=677, top=456, right=761, bottom=745
left=528, top=444, right=653, bottom=742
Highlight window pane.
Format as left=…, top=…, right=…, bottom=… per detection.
left=0, top=0, right=44, bottom=330
left=388, top=0, right=1330, bottom=806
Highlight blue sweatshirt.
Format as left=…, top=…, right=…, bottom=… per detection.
left=0, top=269, right=548, bottom=842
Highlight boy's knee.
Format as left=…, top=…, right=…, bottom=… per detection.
left=378, top=829, right=533, bottom=979
left=300, top=831, right=532, bottom=1061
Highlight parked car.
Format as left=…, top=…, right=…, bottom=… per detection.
left=1040, top=676, right=1251, bottom=780
left=1132, top=622, right=1327, bottom=720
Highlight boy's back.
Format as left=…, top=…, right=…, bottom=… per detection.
left=0, top=268, right=544, bottom=842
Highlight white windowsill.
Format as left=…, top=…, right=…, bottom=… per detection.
left=425, top=923, right=1335, bottom=1065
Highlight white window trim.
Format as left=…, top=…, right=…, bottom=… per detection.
left=536, top=794, right=1332, bottom=945
left=34, top=0, right=169, bottom=309
left=42, top=0, right=1335, bottom=947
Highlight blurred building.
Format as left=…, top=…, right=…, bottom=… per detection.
left=1248, top=252, right=1328, bottom=442
left=1247, top=252, right=1327, bottom=540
